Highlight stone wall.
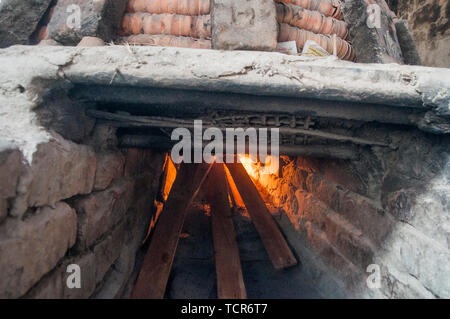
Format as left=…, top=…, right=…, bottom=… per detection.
left=246, top=126, right=450, bottom=298
left=0, top=0, right=53, bottom=48
left=0, top=93, right=166, bottom=298
left=387, top=0, right=450, bottom=67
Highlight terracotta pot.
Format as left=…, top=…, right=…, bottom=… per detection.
left=131, top=13, right=145, bottom=34
left=307, top=10, right=319, bottom=33
left=319, top=15, right=334, bottom=35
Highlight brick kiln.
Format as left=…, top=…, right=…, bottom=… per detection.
left=0, top=0, right=449, bottom=299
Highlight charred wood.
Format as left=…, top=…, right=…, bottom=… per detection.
left=118, top=134, right=361, bottom=160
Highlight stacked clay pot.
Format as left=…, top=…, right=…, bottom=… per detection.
left=119, top=0, right=212, bottom=49
left=275, top=0, right=356, bottom=61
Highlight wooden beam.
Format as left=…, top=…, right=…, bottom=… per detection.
left=89, top=109, right=391, bottom=147
left=74, top=85, right=420, bottom=127
left=225, top=162, right=297, bottom=270
left=131, top=162, right=214, bottom=299
left=119, top=134, right=361, bottom=160
left=205, top=164, right=247, bottom=299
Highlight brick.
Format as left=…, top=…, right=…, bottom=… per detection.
left=211, top=0, right=278, bottom=51
left=384, top=224, right=450, bottom=298
left=10, top=134, right=97, bottom=219
left=93, top=221, right=127, bottom=285
left=305, top=173, right=392, bottom=245
left=93, top=241, right=136, bottom=299
left=73, top=178, right=134, bottom=251
left=35, top=90, right=96, bottom=143
left=0, top=148, right=25, bottom=224
left=26, top=252, right=96, bottom=299
left=0, top=202, right=77, bottom=298
left=300, top=221, right=363, bottom=293
left=294, top=191, right=375, bottom=269
left=94, top=151, right=125, bottom=191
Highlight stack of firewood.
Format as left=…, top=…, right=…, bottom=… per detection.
left=275, top=0, right=355, bottom=61
left=118, top=0, right=212, bottom=49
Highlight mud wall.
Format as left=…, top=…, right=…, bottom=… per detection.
left=248, top=126, right=450, bottom=298
left=387, top=0, right=450, bottom=67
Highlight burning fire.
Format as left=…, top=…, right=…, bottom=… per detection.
left=238, top=154, right=259, bottom=179
left=238, top=154, right=279, bottom=180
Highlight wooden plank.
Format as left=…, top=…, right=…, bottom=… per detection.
left=131, top=162, right=214, bottom=299
left=226, top=162, right=297, bottom=270
left=205, top=164, right=247, bottom=299
left=160, top=155, right=177, bottom=202
left=224, top=164, right=246, bottom=211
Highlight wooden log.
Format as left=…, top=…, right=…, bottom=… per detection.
left=73, top=85, right=419, bottom=127
left=205, top=163, right=247, bottom=299
left=278, top=144, right=359, bottom=159
left=89, top=109, right=391, bottom=147
left=224, top=164, right=246, bottom=210
left=118, top=134, right=361, bottom=160
left=225, top=162, right=297, bottom=270
left=131, top=162, right=214, bottom=299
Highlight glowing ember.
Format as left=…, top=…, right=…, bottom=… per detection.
left=238, top=154, right=259, bottom=179
left=238, top=154, right=279, bottom=180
